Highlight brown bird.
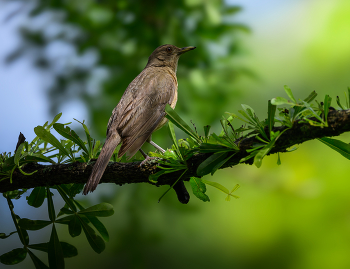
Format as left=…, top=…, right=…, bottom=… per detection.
left=83, top=44, right=196, bottom=195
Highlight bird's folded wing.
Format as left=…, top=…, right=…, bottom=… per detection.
left=116, top=70, right=176, bottom=158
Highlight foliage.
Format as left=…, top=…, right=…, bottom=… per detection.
left=0, top=114, right=113, bottom=268
left=6, top=0, right=249, bottom=135
left=2, top=86, right=350, bottom=267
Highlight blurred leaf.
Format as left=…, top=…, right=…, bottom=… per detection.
left=277, top=152, right=281, bottom=165
left=46, top=113, right=62, bottom=130
left=254, top=139, right=276, bottom=168
left=198, top=143, right=232, bottom=153
left=55, top=215, right=75, bottom=225
left=68, top=216, right=82, bottom=237
left=197, top=152, right=233, bottom=176
left=27, top=186, right=46, bottom=208
left=14, top=143, right=25, bottom=165
left=85, top=216, right=109, bottom=242
left=271, top=97, right=294, bottom=106
left=24, top=154, right=55, bottom=164
left=318, top=137, right=350, bottom=160
left=284, top=85, right=297, bottom=103
left=267, top=100, right=276, bottom=135
left=46, top=187, right=55, bottom=222
left=201, top=179, right=229, bottom=194
left=56, top=185, right=77, bottom=212
left=304, top=91, right=317, bottom=103
left=18, top=219, right=51, bottom=231
left=165, top=104, right=200, bottom=143
left=78, top=203, right=114, bottom=217
left=168, top=121, right=183, bottom=161
left=48, top=225, right=64, bottom=269
left=225, top=184, right=240, bottom=201
left=78, top=216, right=105, bottom=254
left=323, top=95, right=332, bottom=125
left=9, top=209, right=29, bottom=246
left=189, top=177, right=210, bottom=202
left=28, top=242, right=78, bottom=258
left=27, top=249, right=49, bottom=269
left=0, top=248, right=27, bottom=265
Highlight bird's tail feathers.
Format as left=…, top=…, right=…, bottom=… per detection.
left=83, top=133, right=121, bottom=195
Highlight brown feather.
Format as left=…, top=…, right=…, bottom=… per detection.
left=83, top=133, right=121, bottom=194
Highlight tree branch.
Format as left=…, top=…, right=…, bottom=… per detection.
left=1, top=109, right=350, bottom=193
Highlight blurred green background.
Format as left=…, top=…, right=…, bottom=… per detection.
left=1, top=0, right=350, bottom=268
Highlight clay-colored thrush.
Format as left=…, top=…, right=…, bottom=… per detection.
left=83, top=44, right=196, bottom=194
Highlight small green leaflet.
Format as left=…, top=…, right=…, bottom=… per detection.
left=189, top=177, right=210, bottom=202
left=318, top=137, right=350, bottom=160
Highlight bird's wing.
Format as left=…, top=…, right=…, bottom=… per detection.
left=115, top=69, right=176, bottom=158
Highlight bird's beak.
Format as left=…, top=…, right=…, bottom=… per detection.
left=178, top=46, right=196, bottom=55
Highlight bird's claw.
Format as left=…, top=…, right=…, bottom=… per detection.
left=140, top=155, right=157, bottom=166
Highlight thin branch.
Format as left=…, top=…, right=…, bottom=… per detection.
left=1, top=109, right=350, bottom=193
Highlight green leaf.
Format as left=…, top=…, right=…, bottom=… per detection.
left=56, top=185, right=77, bottom=212
left=78, top=216, right=105, bottom=253
left=0, top=248, right=27, bottom=265
left=165, top=104, right=201, bottom=143
left=277, top=152, right=281, bottom=165
left=28, top=242, right=78, bottom=258
left=254, top=139, right=276, bottom=168
left=53, top=123, right=88, bottom=154
left=271, top=97, right=294, bottom=106
left=72, top=200, right=109, bottom=241
left=27, top=187, right=46, bottom=208
left=10, top=211, right=29, bottom=246
left=336, top=95, right=345, bottom=110
left=27, top=249, right=49, bottom=269
left=189, top=177, right=210, bottom=202
left=318, top=137, right=350, bottom=160
left=55, top=215, right=75, bottom=225
left=0, top=231, right=17, bottom=239
left=225, top=184, right=240, bottom=201
left=48, top=225, right=64, bottom=269
left=85, top=216, right=109, bottom=242
left=46, top=113, right=62, bottom=130
left=168, top=121, right=182, bottom=161
left=284, top=85, right=297, bottom=103
left=59, top=242, right=78, bottom=258
left=149, top=170, right=167, bottom=183
left=197, top=152, right=231, bottom=176
left=18, top=219, right=52, bottom=231
left=24, top=154, right=55, bottom=164
left=34, top=126, right=71, bottom=157
left=204, top=125, right=211, bottom=139
left=267, top=100, right=276, bottom=135
left=304, top=91, right=317, bottom=103
left=68, top=216, right=82, bottom=237
left=323, top=95, right=332, bottom=125
left=14, top=143, right=25, bottom=166
left=198, top=143, right=232, bottom=153
left=78, top=203, right=114, bottom=217
left=46, top=187, right=55, bottom=222
left=201, top=179, right=229, bottom=194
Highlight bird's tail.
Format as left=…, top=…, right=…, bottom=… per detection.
left=83, top=133, right=121, bottom=195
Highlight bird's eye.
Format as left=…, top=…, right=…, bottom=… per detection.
left=166, top=47, right=172, bottom=53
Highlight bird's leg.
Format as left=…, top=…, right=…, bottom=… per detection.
left=139, top=136, right=165, bottom=166
left=139, top=148, right=156, bottom=166
left=147, top=135, right=165, bottom=153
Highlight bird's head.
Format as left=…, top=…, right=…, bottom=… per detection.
left=146, top=44, right=196, bottom=72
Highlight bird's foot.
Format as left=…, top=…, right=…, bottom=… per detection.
left=140, top=155, right=157, bottom=166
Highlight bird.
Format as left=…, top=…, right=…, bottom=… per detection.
left=83, top=44, right=196, bottom=195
